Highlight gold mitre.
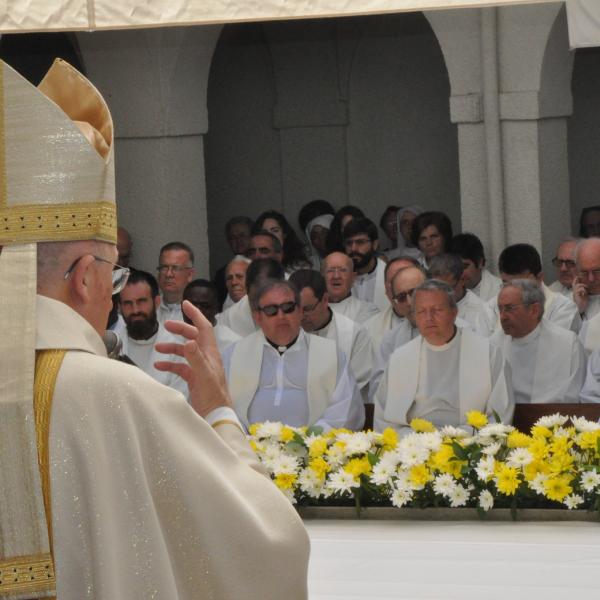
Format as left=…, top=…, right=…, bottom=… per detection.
left=0, top=58, right=115, bottom=246
left=0, top=58, right=116, bottom=600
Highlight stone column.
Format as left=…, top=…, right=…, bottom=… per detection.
left=76, top=26, right=221, bottom=276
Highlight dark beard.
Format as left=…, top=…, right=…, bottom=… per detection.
left=350, top=250, right=374, bottom=271
left=126, top=314, right=158, bottom=340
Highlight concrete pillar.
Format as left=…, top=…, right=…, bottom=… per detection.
left=426, top=3, right=572, bottom=272
left=76, top=26, right=222, bottom=276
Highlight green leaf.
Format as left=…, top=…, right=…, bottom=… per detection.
left=451, top=441, right=469, bottom=461
left=285, top=441, right=307, bottom=457
left=306, top=425, right=324, bottom=437
left=292, top=432, right=305, bottom=445
left=367, top=451, right=379, bottom=466
left=492, top=410, right=501, bottom=424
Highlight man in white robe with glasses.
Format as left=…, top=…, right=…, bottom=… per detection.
left=222, top=279, right=364, bottom=431
left=373, top=280, right=514, bottom=435
left=0, top=58, right=308, bottom=600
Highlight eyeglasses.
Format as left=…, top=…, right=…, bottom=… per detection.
left=157, top=264, right=192, bottom=274
left=64, top=255, right=130, bottom=295
left=301, top=298, right=322, bottom=314
left=257, top=301, right=297, bottom=317
left=497, top=303, right=530, bottom=314
left=552, top=258, right=576, bottom=269
left=392, top=288, right=417, bottom=304
left=577, top=268, right=600, bottom=280
left=325, top=266, right=351, bottom=275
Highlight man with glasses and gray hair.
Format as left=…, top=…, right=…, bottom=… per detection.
left=574, top=238, right=600, bottom=353
left=373, top=280, right=513, bottom=435
left=491, top=280, right=585, bottom=404
left=222, top=278, right=364, bottom=430
left=156, top=240, right=195, bottom=325
left=548, top=237, right=579, bottom=298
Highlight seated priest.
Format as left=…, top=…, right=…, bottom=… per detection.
left=323, top=251, right=379, bottom=323
left=488, top=243, right=580, bottom=333
left=548, top=237, right=578, bottom=298
left=217, top=257, right=285, bottom=337
left=221, top=254, right=251, bottom=310
left=574, top=238, right=600, bottom=353
left=290, top=268, right=374, bottom=402
left=222, top=279, right=364, bottom=431
left=491, top=280, right=585, bottom=404
left=364, top=255, right=421, bottom=351
left=373, top=280, right=514, bottom=435
left=183, top=279, right=240, bottom=353
left=579, top=347, right=600, bottom=402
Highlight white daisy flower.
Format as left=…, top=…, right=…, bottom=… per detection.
left=394, top=470, right=412, bottom=492
left=325, top=444, right=346, bottom=468
left=256, top=421, right=283, bottom=439
left=439, top=425, right=469, bottom=438
left=298, top=470, right=324, bottom=498
left=337, top=432, right=372, bottom=455
left=481, top=442, right=502, bottom=456
left=478, top=489, right=494, bottom=511
left=398, top=444, right=430, bottom=467
left=564, top=494, right=584, bottom=510
left=433, top=474, right=456, bottom=497
left=378, top=450, right=402, bottom=470
left=506, top=447, right=533, bottom=468
left=371, top=461, right=395, bottom=486
left=529, top=473, right=549, bottom=495
left=571, top=416, right=600, bottom=433
left=326, top=470, right=360, bottom=494
left=534, top=413, right=569, bottom=428
left=475, top=455, right=495, bottom=481
left=580, top=470, right=600, bottom=492
left=391, top=487, right=413, bottom=508
left=418, top=432, right=443, bottom=452
left=449, top=484, right=470, bottom=507
left=553, top=427, right=572, bottom=439
left=478, top=423, right=513, bottom=438
left=271, top=454, right=300, bottom=476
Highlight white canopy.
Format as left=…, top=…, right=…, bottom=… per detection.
left=567, top=0, right=600, bottom=48
left=0, top=0, right=557, bottom=33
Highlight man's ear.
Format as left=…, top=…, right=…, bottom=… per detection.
left=67, top=254, right=96, bottom=303
left=154, top=294, right=161, bottom=310
left=373, top=239, right=379, bottom=251
left=187, top=268, right=196, bottom=283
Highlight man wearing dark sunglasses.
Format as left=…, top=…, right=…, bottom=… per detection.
left=222, top=279, right=364, bottom=431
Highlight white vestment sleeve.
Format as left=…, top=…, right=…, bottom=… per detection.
left=484, top=343, right=515, bottom=425
left=563, top=338, right=587, bottom=403
left=315, top=350, right=364, bottom=431
left=580, top=349, right=600, bottom=403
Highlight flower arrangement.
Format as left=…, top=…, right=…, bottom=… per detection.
left=248, top=412, right=600, bottom=517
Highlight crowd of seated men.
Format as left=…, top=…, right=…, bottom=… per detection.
left=109, top=202, right=600, bottom=434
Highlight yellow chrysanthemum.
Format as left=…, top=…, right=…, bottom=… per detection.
left=410, top=418, right=436, bottom=433
left=280, top=426, right=295, bottom=442
left=507, top=430, right=532, bottom=449
left=549, top=436, right=572, bottom=455
left=344, top=457, right=372, bottom=480
left=578, top=430, right=600, bottom=451
left=409, top=464, right=432, bottom=487
left=274, top=473, right=297, bottom=490
left=528, top=438, right=548, bottom=461
left=309, top=438, right=328, bottom=458
left=523, top=459, right=549, bottom=482
left=547, top=452, right=574, bottom=476
left=248, top=423, right=260, bottom=437
left=429, top=444, right=464, bottom=478
left=543, top=475, right=573, bottom=502
left=382, top=428, right=399, bottom=450
left=531, top=425, right=552, bottom=439
left=466, top=410, right=488, bottom=429
left=249, top=439, right=259, bottom=453
left=496, top=465, right=520, bottom=496
left=309, top=457, right=331, bottom=480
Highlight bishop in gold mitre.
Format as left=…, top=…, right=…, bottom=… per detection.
left=0, top=59, right=309, bottom=599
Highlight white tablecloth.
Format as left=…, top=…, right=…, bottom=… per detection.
left=306, top=519, right=600, bottom=599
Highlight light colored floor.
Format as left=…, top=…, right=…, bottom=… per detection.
left=305, top=519, right=600, bottom=600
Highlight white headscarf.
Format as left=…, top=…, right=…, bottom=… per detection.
left=305, top=214, right=334, bottom=270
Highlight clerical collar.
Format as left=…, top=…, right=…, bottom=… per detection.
left=314, top=309, right=334, bottom=333
left=424, top=326, right=459, bottom=352
left=266, top=334, right=300, bottom=354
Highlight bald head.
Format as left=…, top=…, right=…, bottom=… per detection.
left=390, top=266, right=427, bottom=321
left=323, top=252, right=355, bottom=302
left=576, top=238, right=600, bottom=296
left=384, top=258, right=418, bottom=303
left=117, top=226, right=132, bottom=267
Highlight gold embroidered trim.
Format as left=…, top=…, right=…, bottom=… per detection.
left=0, top=201, right=116, bottom=245
left=0, top=553, right=55, bottom=594
left=211, top=419, right=245, bottom=434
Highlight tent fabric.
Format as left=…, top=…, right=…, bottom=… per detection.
left=0, top=1, right=555, bottom=33
left=567, top=0, right=600, bottom=48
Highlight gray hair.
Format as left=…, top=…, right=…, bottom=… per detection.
left=575, top=237, right=600, bottom=263
left=428, top=253, right=463, bottom=283
left=249, top=279, right=300, bottom=311
left=413, top=279, right=457, bottom=310
left=501, top=279, right=545, bottom=318
left=228, top=254, right=251, bottom=267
